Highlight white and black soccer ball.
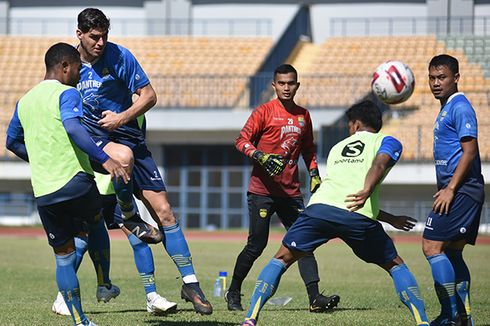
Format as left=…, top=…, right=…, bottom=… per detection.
left=371, top=60, right=415, bottom=105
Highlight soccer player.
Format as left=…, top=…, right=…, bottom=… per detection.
left=6, top=42, right=130, bottom=326
left=227, top=64, right=339, bottom=312
left=240, top=100, right=430, bottom=326
left=74, top=8, right=212, bottom=315
left=51, top=172, right=178, bottom=316
left=423, top=54, right=484, bottom=326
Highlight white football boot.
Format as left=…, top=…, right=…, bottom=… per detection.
left=146, top=292, right=177, bottom=314
left=51, top=292, right=70, bottom=316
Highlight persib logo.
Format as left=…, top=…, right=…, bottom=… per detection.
left=341, top=140, right=365, bottom=157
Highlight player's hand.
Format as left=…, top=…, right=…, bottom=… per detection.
left=345, top=189, right=370, bottom=212
left=252, top=150, right=285, bottom=177
left=388, top=215, right=417, bottom=231
left=309, top=168, right=321, bottom=193
left=99, top=110, right=127, bottom=131
left=102, top=158, right=130, bottom=184
left=432, top=187, right=454, bottom=215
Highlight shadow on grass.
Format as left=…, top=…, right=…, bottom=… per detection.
left=265, top=307, right=372, bottom=312
left=146, top=321, right=237, bottom=326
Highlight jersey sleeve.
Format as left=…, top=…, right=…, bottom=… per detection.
left=59, top=88, right=84, bottom=122
left=377, top=136, right=403, bottom=165
left=300, top=111, right=318, bottom=171
left=235, top=106, right=265, bottom=157
left=6, top=103, right=24, bottom=140
left=453, top=102, right=478, bottom=140
left=116, top=47, right=150, bottom=93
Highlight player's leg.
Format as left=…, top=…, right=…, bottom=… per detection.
left=129, top=142, right=211, bottom=315
left=422, top=193, right=478, bottom=325
left=227, top=194, right=274, bottom=311
left=39, top=188, right=101, bottom=325
left=241, top=211, right=329, bottom=326
left=111, top=200, right=177, bottom=314
left=140, top=189, right=211, bottom=314
left=345, top=218, right=428, bottom=325
left=443, top=201, right=481, bottom=326
left=276, top=196, right=339, bottom=313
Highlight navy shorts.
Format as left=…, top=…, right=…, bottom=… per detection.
left=38, top=182, right=102, bottom=248
left=94, top=137, right=166, bottom=193
left=283, top=204, right=398, bottom=265
left=423, top=193, right=482, bottom=245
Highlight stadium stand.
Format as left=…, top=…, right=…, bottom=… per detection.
left=287, top=35, right=489, bottom=161
left=0, top=35, right=273, bottom=157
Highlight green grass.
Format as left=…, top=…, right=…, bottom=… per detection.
left=0, top=234, right=489, bottom=326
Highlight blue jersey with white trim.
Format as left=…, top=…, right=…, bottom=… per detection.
left=433, top=93, right=484, bottom=203
left=77, top=42, right=150, bottom=141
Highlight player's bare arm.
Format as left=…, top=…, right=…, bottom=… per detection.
left=345, top=153, right=392, bottom=211
left=99, top=83, right=157, bottom=131
left=432, top=136, right=478, bottom=215
left=378, top=210, right=417, bottom=231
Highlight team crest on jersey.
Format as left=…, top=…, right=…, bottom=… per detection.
left=341, top=140, right=365, bottom=157
left=298, top=116, right=305, bottom=127
left=102, top=68, right=110, bottom=76
left=259, top=208, right=267, bottom=218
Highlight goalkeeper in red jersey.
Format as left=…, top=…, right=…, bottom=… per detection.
left=225, top=64, right=339, bottom=312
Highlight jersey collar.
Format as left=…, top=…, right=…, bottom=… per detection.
left=445, top=92, right=464, bottom=105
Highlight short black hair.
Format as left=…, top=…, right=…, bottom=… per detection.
left=78, top=8, right=110, bottom=33
left=274, top=64, right=297, bottom=81
left=44, top=42, right=80, bottom=70
left=346, top=100, right=383, bottom=132
left=429, top=54, right=459, bottom=75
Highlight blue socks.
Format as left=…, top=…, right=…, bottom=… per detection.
left=87, top=219, right=112, bottom=287
left=446, top=249, right=472, bottom=322
left=113, top=178, right=135, bottom=218
left=159, top=223, right=195, bottom=279
left=390, top=264, right=429, bottom=325
left=427, top=253, right=458, bottom=320
left=245, top=258, right=287, bottom=322
left=55, top=251, right=87, bottom=325
left=128, top=233, right=157, bottom=295
left=74, top=235, right=88, bottom=271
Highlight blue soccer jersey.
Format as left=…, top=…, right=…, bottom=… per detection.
left=433, top=92, right=484, bottom=203
left=77, top=42, right=150, bottom=141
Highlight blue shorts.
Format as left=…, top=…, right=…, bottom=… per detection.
left=94, top=137, right=166, bottom=193
left=38, top=182, right=102, bottom=248
left=283, top=204, right=398, bottom=265
left=423, top=193, right=482, bottom=245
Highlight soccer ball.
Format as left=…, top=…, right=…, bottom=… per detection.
left=371, top=60, right=415, bottom=105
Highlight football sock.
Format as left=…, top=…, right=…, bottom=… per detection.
left=74, top=234, right=88, bottom=270
left=229, top=248, right=258, bottom=292
left=112, top=178, right=135, bottom=218
left=128, top=233, right=157, bottom=295
left=245, top=258, right=287, bottom=322
left=446, top=249, right=472, bottom=321
left=87, top=219, right=112, bottom=287
left=55, top=251, right=87, bottom=325
left=297, top=254, right=320, bottom=304
left=427, top=254, right=458, bottom=320
left=390, top=264, right=429, bottom=325
left=159, top=223, right=196, bottom=279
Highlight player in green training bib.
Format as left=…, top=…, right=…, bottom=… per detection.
left=240, top=100, right=429, bottom=326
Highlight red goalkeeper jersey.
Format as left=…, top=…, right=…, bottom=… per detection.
left=235, top=98, right=318, bottom=197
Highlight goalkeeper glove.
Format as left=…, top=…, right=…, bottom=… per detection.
left=309, top=168, right=321, bottom=193
left=252, top=150, right=285, bottom=177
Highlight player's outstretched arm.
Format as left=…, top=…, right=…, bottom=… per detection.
left=378, top=210, right=417, bottom=232
left=99, top=83, right=157, bottom=131
left=345, top=153, right=392, bottom=212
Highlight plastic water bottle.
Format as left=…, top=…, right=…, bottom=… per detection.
left=219, top=271, right=227, bottom=292
left=213, top=277, right=222, bottom=297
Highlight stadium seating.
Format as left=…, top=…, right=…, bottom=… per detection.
left=287, top=35, right=489, bottom=161
left=0, top=35, right=273, bottom=157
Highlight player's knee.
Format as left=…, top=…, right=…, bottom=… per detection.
left=113, top=146, right=134, bottom=169
left=156, top=202, right=175, bottom=225
left=245, top=243, right=266, bottom=258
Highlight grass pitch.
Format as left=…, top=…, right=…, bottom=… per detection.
left=0, top=232, right=489, bottom=326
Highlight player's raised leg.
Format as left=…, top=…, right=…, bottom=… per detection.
left=141, top=190, right=212, bottom=315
